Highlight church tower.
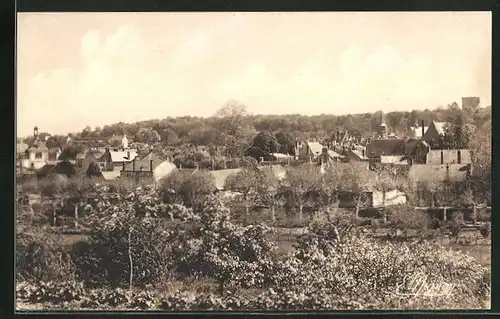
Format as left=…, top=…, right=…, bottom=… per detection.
left=377, top=112, right=387, bottom=139
left=122, top=134, right=129, bottom=150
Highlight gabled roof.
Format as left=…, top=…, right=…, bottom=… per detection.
left=433, top=121, right=448, bottom=135
left=101, top=167, right=122, bottom=181
left=123, top=152, right=164, bottom=171
left=110, top=150, right=138, bottom=163
left=210, top=168, right=242, bottom=191
left=28, top=139, right=49, bottom=152
left=153, top=161, right=177, bottom=182
left=410, top=126, right=429, bottom=138
left=306, top=142, right=323, bottom=155
left=327, top=150, right=344, bottom=158
left=366, top=139, right=406, bottom=158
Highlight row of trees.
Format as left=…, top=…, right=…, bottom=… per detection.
left=155, top=162, right=487, bottom=223
left=24, top=100, right=491, bottom=155
left=17, top=193, right=490, bottom=309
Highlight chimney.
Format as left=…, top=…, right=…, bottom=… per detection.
left=132, top=158, right=136, bottom=171
left=127, top=151, right=130, bottom=159
left=34, top=126, right=39, bottom=138
left=421, top=120, right=425, bottom=138
left=362, top=149, right=365, bottom=158
left=150, top=160, right=153, bottom=172
left=122, top=162, right=125, bottom=171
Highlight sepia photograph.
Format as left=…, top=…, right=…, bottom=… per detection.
left=16, top=12, right=491, bottom=311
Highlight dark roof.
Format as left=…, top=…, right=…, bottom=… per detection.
left=366, top=139, right=406, bottom=158
left=123, top=152, right=164, bottom=171
left=28, top=139, right=49, bottom=152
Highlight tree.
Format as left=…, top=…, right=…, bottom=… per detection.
left=81, top=126, right=92, bottom=138
left=54, top=160, right=76, bottom=178
left=214, top=101, right=254, bottom=157
left=274, top=131, right=295, bottom=155
left=176, top=195, right=277, bottom=296
left=469, top=120, right=491, bottom=204
left=282, top=165, right=322, bottom=221
left=58, top=145, right=84, bottom=161
left=135, top=128, right=161, bottom=145
left=336, top=163, right=372, bottom=220
left=45, top=135, right=67, bottom=149
left=86, top=162, right=101, bottom=178
left=160, top=170, right=215, bottom=208
left=318, top=164, right=343, bottom=219
left=443, top=112, right=476, bottom=149
left=256, top=168, right=281, bottom=223
left=108, top=135, right=123, bottom=148
left=224, top=169, right=260, bottom=219
left=247, top=132, right=280, bottom=160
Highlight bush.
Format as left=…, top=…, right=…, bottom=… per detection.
left=386, top=205, right=431, bottom=229
left=284, top=223, right=490, bottom=303
left=16, top=229, right=75, bottom=283
left=71, top=215, right=177, bottom=288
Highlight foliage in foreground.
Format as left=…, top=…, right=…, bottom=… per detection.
left=17, top=195, right=490, bottom=310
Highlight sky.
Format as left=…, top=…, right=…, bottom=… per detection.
left=17, top=12, right=491, bottom=137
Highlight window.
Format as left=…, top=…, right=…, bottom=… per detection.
left=457, top=150, right=462, bottom=164
left=35, top=152, right=42, bottom=159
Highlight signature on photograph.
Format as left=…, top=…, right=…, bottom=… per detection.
left=394, top=273, right=454, bottom=297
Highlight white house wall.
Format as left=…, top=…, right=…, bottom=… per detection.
left=372, top=190, right=407, bottom=208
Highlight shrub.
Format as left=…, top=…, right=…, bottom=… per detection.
left=386, top=205, right=431, bottom=229
left=283, top=229, right=490, bottom=304
left=479, top=223, right=491, bottom=239
left=16, top=229, right=75, bottom=283
left=71, top=214, right=177, bottom=288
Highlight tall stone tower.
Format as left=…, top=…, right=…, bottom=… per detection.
left=461, top=97, right=480, bottom=113
left=377, top=112, right=387, bottom=139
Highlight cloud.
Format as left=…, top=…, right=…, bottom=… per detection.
left=17, top=13, right=491, bottom=136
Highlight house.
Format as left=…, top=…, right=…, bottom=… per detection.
left=343, top=146, right=370, bottom=162
left=121, top=152, right=168, bottom=182
left=20, top=126, right=62, bottom=171
left=425, top=149, right=472, bottom=165
left=75, top=149, right=106, bottom=170
left=100, top=168, right=123, bottom=181
left=365, top=139, right=406, bottom=158
left=153, top=161, right=177, bottom=182
left=93, top=148, right=139, bottom=172
left=320, top=147, right=344, bottom=166
left=297, top=140, right=324, bottom=162
left=271, top=153, right=293, bottom=161
left=405, top=139, right=431, bottom=165
left=338, top=189, right=407, bottom=209
left=380, top=155, right=408, bottom=165
left=409, top=123, right=429, bottom=139
left=408, top=163, right=472, bottom=183
left=422, top=120, right=449, bottom=147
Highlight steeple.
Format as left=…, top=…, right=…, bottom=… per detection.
left=33, top=126, right=39, bottom=138
left=122, top=134, right=129, bottom=149
left=377, top=112, right=387, bottom=139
